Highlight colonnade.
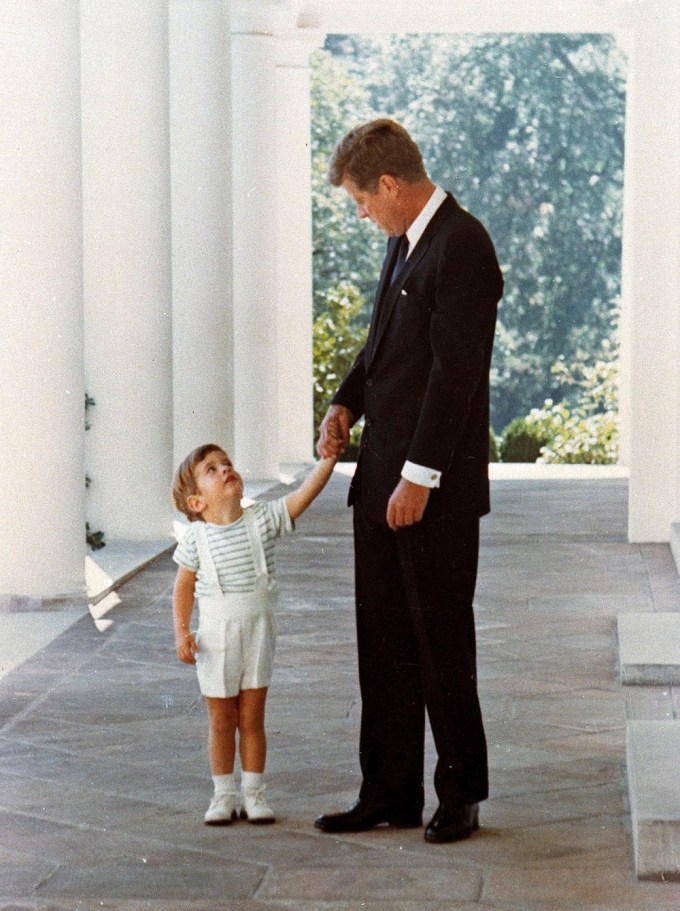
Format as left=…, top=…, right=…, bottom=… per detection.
left=0, top=1, right=318, bottom=600
left=2, top=0, right=680, bottom=604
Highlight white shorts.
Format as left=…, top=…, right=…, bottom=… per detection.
left=195, top=587, right=277, bottom=698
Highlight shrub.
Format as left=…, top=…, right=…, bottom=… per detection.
left=531, top=401, right=618, bottom=464
left=313, top=282, right=368, bottom=461
left=499, top=342, right=619, bottom=464
left=531, top=346, right=619, bottom=464
left=489, top=427, right=499, bottom=463
left=499, top=417, right=552, bottom=462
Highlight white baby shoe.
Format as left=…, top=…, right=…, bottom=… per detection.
left=240, top=783, right=275, bottom=824
left=204, top=791, right=238, bottom=825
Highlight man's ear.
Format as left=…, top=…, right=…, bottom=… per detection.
left=186, top=494, right=206, bottom=516
left=379, top=174, right=400, bottom=194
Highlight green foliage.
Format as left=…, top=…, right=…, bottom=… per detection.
left=84, top=392, right=105, bottom=548
left=500, top=342, right=619, bottom=463
left=499, top=417, right=552, bottom=463
left=311, top=51, right=384, bottom=320
left=313, top=281, right=368, bottom=443
left=312, top=35, right=625, bottom=431
left=85, top=392, right=95, bottom=431
left=489, top=427, right=499, bottom=463
left=86, top=522, right=106, bottom=551
left=527, top=343, right=619, bottom=464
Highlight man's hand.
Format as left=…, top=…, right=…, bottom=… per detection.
left=386, top=478, right=431, bottom=531
left=317, top=404, right=353, bottom=459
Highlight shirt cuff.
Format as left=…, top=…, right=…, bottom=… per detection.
left=401, top=460, right=441, bottom=488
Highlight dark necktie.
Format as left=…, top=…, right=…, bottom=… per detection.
left=389, top=234, right=410, bottom=286
left=369, top=234, right=410, bottom=358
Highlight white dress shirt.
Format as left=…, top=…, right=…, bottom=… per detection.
left=400, top=185, right=448, bottom=489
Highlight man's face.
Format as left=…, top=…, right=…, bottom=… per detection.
left=341, top=175, right=405, bottom=237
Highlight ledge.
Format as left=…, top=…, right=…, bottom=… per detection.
left=671, top=523, right=680, bottom=575
left=618, top=613, right=680, bottom=685
left=627, top=720, right=680, bottom=880
left=489, top=463, right=629, bottom=480
left=86, top=538, right=174, bottom=606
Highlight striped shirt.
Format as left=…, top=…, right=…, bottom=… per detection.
left=173, top=497, right=293, bottom=597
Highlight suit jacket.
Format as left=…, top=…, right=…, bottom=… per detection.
left=333, top=193, right=503, bottom=523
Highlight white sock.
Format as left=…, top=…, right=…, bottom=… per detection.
left=212, top=773, right=235, bottom=796
left=241, top=771, right=263, bottom=791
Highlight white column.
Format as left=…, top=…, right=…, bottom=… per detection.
left=276, top=33, right=323, bottom=465
left=81, top=1, right=174, bottom=540
left=622, top=9, right=680, bottom=542
left=0, top=2, right=85, bottom=600
left=615, top=25, right=634, bottom=472
left=169, top=0, right=234, bottom=466
left=231, top=5, right=296, bottom=480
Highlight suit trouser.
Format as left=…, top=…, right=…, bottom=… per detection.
left=353, top=502, right=488, bottom=811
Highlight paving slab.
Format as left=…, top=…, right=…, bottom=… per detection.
left=0, top=612, right=85, bottom=681
left=1, top=474, right=680, bottom=907
left=618, top=613, right=680, bottom=684
left=627, top=720, right=680, bottom=881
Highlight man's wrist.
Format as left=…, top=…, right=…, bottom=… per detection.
left=401, top=460, right=441, bottom=489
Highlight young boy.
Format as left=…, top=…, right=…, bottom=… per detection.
left=172, top=444, right=336, bottom=825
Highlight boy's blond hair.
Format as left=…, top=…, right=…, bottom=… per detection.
left=172, top=443, right=226, bottom=522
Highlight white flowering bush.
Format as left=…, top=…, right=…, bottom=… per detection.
left=525, top=346, right=619, bottom=464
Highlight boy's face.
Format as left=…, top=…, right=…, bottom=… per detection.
left=189, top=450, right=243, bottom=515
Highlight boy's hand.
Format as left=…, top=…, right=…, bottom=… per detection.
left=176, top=632, right=198, bottom=664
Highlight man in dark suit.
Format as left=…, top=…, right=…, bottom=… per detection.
left=315, top=120, right=503, bottom=844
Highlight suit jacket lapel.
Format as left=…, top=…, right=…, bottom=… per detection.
left=365, top=236, right=401, bottom=363
left=367, top=195, right=457, bottom=367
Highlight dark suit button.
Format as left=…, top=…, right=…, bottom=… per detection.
left=365, top=418, right=372, bottom=427
left=365, top=378, right=373, bottom=387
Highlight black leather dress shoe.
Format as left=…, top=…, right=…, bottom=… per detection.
left=424, top=803, right=480, bottom=843
left=314, top=799, right=422, bottom=833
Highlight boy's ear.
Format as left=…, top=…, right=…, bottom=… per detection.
left=186, top=494, right=206, bottom=516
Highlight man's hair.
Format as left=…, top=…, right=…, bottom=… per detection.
left=172, top=443, right=226, bottom=522
left=328, top=118, right=428, bottom=191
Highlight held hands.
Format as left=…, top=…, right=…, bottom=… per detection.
left=316, top=404, right=430, bottom=529
left=317, top=404, right=352, bottom=459
left=176, top=632, right=198, bottom=665
left=386, top=478, right=431, bottom=531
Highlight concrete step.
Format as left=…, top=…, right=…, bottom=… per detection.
left=618, top=612, right=680, bottom=684
left=627, top=720, right=680, bottom=880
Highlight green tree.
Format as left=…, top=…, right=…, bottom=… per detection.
left=312, top=35, right=626, bottom=433
left=313, top=281, right=368, bottom=440
left=311, top=51, right=383, bottom=320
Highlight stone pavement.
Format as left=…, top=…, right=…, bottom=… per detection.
left=2, top=471, right=680, bottom=910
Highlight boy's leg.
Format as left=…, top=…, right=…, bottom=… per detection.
left=238, top=687, right=275, bottom=823
left=205, top=695, right=239, bottom=774
left=237, top=686, right=268, bottom=772
left=204, top=696, right=239, bottom=825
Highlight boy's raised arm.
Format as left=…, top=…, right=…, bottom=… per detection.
left=286, top=456, right=337, bottom=521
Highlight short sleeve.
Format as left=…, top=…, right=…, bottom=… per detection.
left=259, top=497, right=294, bottom=540
left=173, top=523, right=199, bottom=572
